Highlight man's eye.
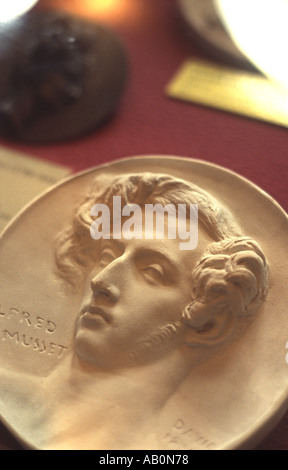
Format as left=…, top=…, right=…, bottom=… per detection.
left=142, top=265, right=165, bottom=284
left=99, top=250, right=117, bottom=267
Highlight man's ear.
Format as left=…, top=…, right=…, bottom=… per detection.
left=184, top=309, right=237, bottom=348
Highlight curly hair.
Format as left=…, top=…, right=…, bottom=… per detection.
left=182, top=237, right=268, bottom=346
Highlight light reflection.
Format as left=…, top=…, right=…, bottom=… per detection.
left=51, top=0, right=141, bottom=24
left=85, top=0, right=120, bottom=15
left=0, top=0, right=38, bottom=22
left=215, top=0, right=288, bottom=89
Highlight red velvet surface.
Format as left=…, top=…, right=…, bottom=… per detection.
left=0, top=0, right=288, bottom=450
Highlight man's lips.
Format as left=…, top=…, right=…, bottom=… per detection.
left=81, top=305, right=111, bottom=324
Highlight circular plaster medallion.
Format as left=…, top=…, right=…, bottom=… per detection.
left=0, top=156, right=287, bottom=450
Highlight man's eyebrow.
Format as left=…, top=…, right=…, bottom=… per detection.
left=135, top=248, right=178, bottom=269
left=99, top=241, right=179, bottom=272
left=100, top=239, right=125, bottom=251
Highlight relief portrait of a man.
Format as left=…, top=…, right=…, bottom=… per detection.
left=56, top=172, right=268, bottom=367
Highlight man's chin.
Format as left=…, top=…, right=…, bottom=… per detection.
left=74, top=331, right=122, bottom=370
left=74, top=330, right=96, bottom=365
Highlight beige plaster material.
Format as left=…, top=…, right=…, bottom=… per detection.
left=0, top=156, right=287, bottom=450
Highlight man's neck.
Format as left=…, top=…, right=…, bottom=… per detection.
left=54, top=346, right=192, bottom=414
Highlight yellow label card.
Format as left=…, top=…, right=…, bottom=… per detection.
left=0, top=147, right=71, bottom=233
left=166, top=59, right=288, bottom=127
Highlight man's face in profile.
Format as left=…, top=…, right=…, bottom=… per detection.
left=75, top=221, right=209, bottom=370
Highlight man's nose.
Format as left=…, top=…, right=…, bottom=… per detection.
left=90, top=277, right=120, bottom=303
